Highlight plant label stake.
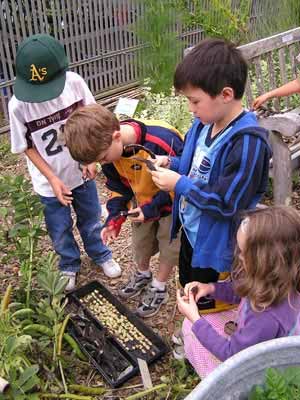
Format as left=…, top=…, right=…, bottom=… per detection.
left=137, top=358, right=153, bottom=390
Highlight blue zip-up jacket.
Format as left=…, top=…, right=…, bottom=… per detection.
left=170, top=111, right=272, bottom=272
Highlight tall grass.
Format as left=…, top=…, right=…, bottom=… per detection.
left=253, top=0, right=300, bottom=42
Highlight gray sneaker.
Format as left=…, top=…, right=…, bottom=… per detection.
left=172, top=328, right=184, bottom=346
left=62, top=271, right=77, bottom=292
left=118, top=271, right=152, bottom=299
left=136, top=285, right=169, bottom=317
left=173, top=344, right=186, bottom=360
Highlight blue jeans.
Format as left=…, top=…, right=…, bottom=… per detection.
left=40, top=180, right=112, bottom=272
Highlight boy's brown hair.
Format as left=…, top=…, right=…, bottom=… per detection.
left=232, top=206, right=300, bottom=311
left=64, top=103, right=120, bottom=164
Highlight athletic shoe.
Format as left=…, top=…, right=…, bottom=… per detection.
left=172, top=328, right=184, bottom=346
left=173, top=345, right=186, bottom=360
left=62, top=271, right=77, bottom=292
left=136, top=285, right=169, bottom=317
left=118, top=271, right=152, bottom=299
left=99, top=258, right=121, bottom=278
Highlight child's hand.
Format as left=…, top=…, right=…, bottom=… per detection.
left=128, top=207, right=145, bottom=222
left=83, top=163, right=98, bottom=180
left=151, top=155, right=170, bottom=168
left=184, top=281, right=215, bottom=302
left=177, top=289, right=200, bottom=323
left=150, top=167, right=181, bottom=191
left=252, top=93, right=271, bottom=110
left=49, top=176, right=73, bottom=206
left=101, top=225, right=118, bottom=245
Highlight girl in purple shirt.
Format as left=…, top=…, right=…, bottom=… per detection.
left=177, top=206, right=300, bottom=378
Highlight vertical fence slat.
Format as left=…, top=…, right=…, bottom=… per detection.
left=87, top=0, right=96, bottom=93
left=278, top=47, right=289, bottom=109
left=60, top=0, right=70, bottom=61
left=84, top=0, right=94, bottom=93
left=288, top=44, right=297, bottom=80
left=78, top=0, right=89, bottom=87
left=16, top=0, right=29, bottom=37
left=40, top=0, right=50, bottom=35
left=92, top=0, right=101, bottom=92
left=30, top=0, right=39, bottom=33
left=253, top=56, right=265, bottom=95
left=3, top=2, right=16, bottom=62
left=11, top=1, right=22, bottom=44
left=266, top=52, right=280, bottom=111
left=71, top=0, right=81, bottom=78
left=97, top=0, right=108, bottom=90
left=0, top=7, right=15, bottom=79
left=244, top=79, right=254, bottom=109
left=104, top=0, right=114, bottom=88
left=50, top=0, right=58, bottom=39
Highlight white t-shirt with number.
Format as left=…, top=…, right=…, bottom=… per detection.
left=9, top=71, right=95, bottom=197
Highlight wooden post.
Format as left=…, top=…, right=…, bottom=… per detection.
left=270, top=131, right=292, bottom=206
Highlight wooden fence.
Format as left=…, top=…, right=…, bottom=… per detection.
left=0, top=0, right=298, bottom=133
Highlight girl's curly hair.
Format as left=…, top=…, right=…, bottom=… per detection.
left=232, top=206, right=300, bottom=311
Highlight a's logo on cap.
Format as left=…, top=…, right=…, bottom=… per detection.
left=30, top=64, right=47, bottom=81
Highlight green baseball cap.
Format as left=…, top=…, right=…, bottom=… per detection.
left=14, top=34, right=69, bottom=103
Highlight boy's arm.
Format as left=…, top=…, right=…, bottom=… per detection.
left=25, top=148, right=72, bottom=206
left=169, top=128, right=190, bottom=172
left=140, top=191, right=173, bottom=220
left=175, top=135, right=270, bottom=218
left=141, top=130, right=183, bottom=219
left=101, top=163, right=134, bottom=224
left=191, top=310, right=279, bottom=362
left=252, top=78, right=300, bottom=109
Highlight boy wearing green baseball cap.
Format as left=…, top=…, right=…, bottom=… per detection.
left=9, top=34, right=121, bottom=290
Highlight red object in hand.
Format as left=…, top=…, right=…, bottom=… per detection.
left=107, top=215, right=126, bottom=237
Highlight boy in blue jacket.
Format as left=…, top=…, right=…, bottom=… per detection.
left=151, top=38, right=272, bottom=312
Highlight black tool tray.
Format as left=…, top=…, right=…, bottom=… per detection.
left=67, top=280, right=169, bottom=387
left=67, top=312, right=136, bottom=387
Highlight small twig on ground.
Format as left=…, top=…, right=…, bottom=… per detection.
left=124, top=383, right=167, bottom=400
left=111, top=383, right=143, bottom=391
left=86, top=369, right=97, bottom=386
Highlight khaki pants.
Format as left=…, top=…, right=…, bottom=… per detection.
left=132, top=214, right=180, bottom=266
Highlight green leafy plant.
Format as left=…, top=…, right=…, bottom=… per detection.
left=0, top=171, right=94, bottom=397
left=177, top=0, right=252, bottom=44
left=0, top=287, right=40, bottom=400
left=159, top=359, right=200, bottom=400
left=0, top=137, right=18, bottom=167
left=0, top=267, right=92, bottom=399
left=0, top=175, right=46, bottom=306
left=124, top=359, right=199, bottom=400
left=136, top=87, right=192, bottom=134
left=134, top=0, right=184, bottom=94
left=249, top=367, right=300, bottom=400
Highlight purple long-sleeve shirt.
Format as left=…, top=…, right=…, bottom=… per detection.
left=192, top=282, right=300, bottom=362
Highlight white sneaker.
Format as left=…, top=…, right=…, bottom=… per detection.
left=62, top=271, right=77, bottom=291
left=172, top=328, right=184, bottom=346
left=99, top=259, right=121, bottom=278
left=173, top=345, right=186, bottom=360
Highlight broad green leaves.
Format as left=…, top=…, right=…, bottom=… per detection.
left=249, top=367, right=300, bottom=400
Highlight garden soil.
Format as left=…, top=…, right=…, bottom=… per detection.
left=0, top=148, right=184, bottom=399
left=2, top=143, right=299, bottom=399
